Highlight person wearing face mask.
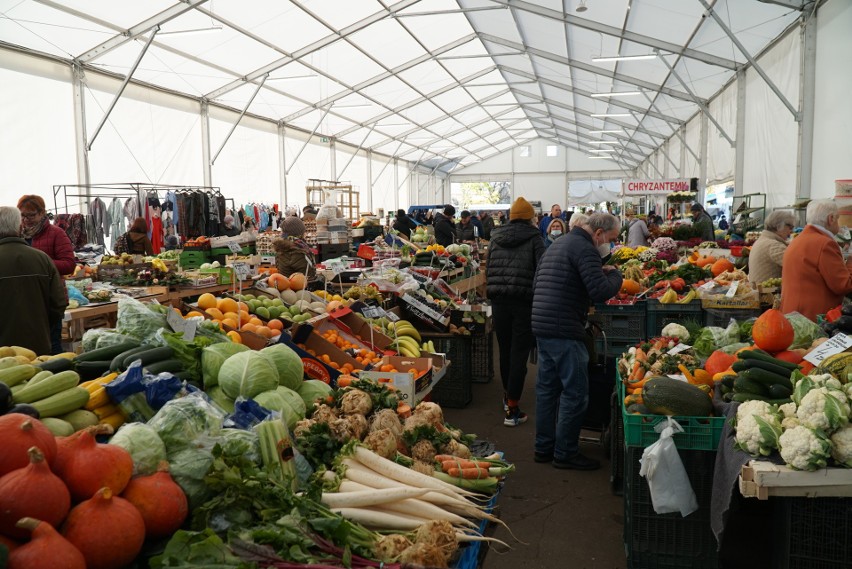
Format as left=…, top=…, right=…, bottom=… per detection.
left=531, top=212, right=623, bottom=470
left=781, top=199, right=852, bottom=320
left=539, top=203, right=564, bottom=237
left=624, top=208, right=649, bottom=248
left=544, top=218, right=565, bottom=248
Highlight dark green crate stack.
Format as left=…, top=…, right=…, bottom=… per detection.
left=610, top=388, right=624, bottom=496
left=704, top=308, right=762, bottom=328
left=180, top=250, right=211, bottom=270
left=775, top=497, right=852, bottom=569
left=591, top=302, right=647, bottom=362
left=646, top=300, right=704, bottom=337
left=470, top=331, right=494, bottom=383
left=210, top=245, right=254, bottom=264
left=423, top=334, right=472, bottom=408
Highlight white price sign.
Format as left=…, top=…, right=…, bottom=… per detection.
left=232, top=262, right=251, bottom=281
left=699, top=281, right=716, bottom=292
left=667, top=342, right=692, bottom=355
left=166, top=309, right=187, bottom=333
left=386, top=311, right=400, bottom=322
left=803, top=334, right=852, bottom=365
left=329, top=261, right=345, bottom=275
left=227, top=241, right=243, bottom=254
left=725, top=280, right=739, bottom=298
left=183, top=319, right=197, bottom=342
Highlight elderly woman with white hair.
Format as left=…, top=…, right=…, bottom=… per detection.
left=747, top=209, right=796, bottom=285
left=780, top=199, right=852, bottom=320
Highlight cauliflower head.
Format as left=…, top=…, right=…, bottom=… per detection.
left=778, top=402, right=800, bottom=430
left=796, top=387, right=850, bottom=434
left=734, top=400, right=782, bottom=457
left=830, top=424, right=852, bottom=468
left=779, top=425, right=832, bottom=471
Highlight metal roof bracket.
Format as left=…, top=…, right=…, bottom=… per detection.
left=211, top=73, right=268, bottom=165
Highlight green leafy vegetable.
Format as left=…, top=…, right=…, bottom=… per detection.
left=148, top=393, right=225, bottom=453
left=219, top=351, right=279, bottom=400
left=202, top=342, right=251, bottom=388
left=109, top=422, right=167, bottom=476
left=149, top=529, right=251, bottom=569
left=261, top=343, right=304, bottom=391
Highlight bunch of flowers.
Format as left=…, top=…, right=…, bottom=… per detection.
left=656, top=249, right=678, bottom=263
left=651, top=237, right=677, bottom=252
left=668, top=191, right=697, bottom=203
left=637, top=248, right=659, bottom=262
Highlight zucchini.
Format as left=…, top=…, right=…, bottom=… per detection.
left=75, top=360, right=113, bottom=381
left=59, top=409, right=99, bottom=431
left=74, top=340, right=140, bottom=363
left=732, top=358, right=797, bottom=380
left=768, top=383, right=793, bottom=399
left=733, top=375, right=769, bottom=396
left=740, top=368, right=793, bottom=390
left=41, top=417, right=75, bottom=437
left=642, top=376, right=714, bottom=417
left=30, top=387, right=90, bottom=418
left=143, top=358, right=184, bottom=375
left=34, top=357, right=75, bottom=373
left=13, top=370, right=80, bottom=404
left=731, top=392, right=792, bottom=405
left=110, top=344, right=154, bottom=372
left=738, top=349, right=800, bottom=371
left=131, top=347, right=175, bottom=366
left=26, top=370, right=55, bottom=386
left=0, top=365, right=39, bottom=387
left=721, top=374, right=737, bottom=389
left=722, top=391, right=735, bottom=402
left=626, top=403, right=650, bottom=414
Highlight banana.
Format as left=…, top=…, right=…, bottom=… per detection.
left=428, top=340, right=435, bottom=353
left=396, top=336, right=422, bottom=353
left=677, top=289, right=697, bottom=304
left=394, top=326, right=421, bottom=342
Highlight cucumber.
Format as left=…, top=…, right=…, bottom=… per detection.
left=131, top=347, right=175, bottom=366
left=74, top=340, right=140, bottom=363
left=732, top=392, right=792, bottom=405
left=721, top=374, right=737, bottom=389
left=740, top=368, right=793, bottom=390
left=738, top=349, right=800, bottom=371
left=143, top=359, right=184, bottom=374
left=768, top=383, right=793, bottom=399
left=733, top=375, right=769, bottom=396
left=75, top=360, right=113, bottom=381
left=110, top=344, right=154, bottom=372
left=34, top=357, right=75, bottom=373
left=732, top=358, right=797, bottom=380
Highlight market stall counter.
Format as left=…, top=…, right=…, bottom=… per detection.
left=63, top=286, right=170, bottom=342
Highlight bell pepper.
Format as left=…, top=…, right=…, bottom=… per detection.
left=826, top=305, right=842, bottom=323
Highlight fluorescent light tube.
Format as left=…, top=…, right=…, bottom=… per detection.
left=590, top=91, right=642, bottom=98
left=587, top=156, right=612, bottom=159
left=592, top=54, right=657, bottom=63
left=160, top=26, right=223, bottom=36
left=589, top=130, right=624, bottom=134
left=591, top=113, right=630, bottom=118
left=588, top=149, right=616, bottom=153
left=588, top=141, right=620, bottom=145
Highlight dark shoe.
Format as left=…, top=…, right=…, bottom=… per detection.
left=553, top=453, right=601, bottom=471
left=534, top=452, right=553, bottom=463
left=503, top=406, right=528, bottom=427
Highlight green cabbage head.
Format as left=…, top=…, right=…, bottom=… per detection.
left=218, top=351, right=279, bottom=399
left=109, top=422, right=167, bottom=476
left=201, top=342, right=250, bottom=388
left=261, top=343, right=304, bottom=390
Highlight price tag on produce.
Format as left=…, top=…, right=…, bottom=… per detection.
left=232, top=262, right=251, bottom=281
left=804, top=333, right=852, bottom=365
left=329, top=261, right=345, bottom=275
left=667, top=342, right=692, bottom=355
left=166, top=309, right=186, bottom=333
left=725, top=280, right=739, bottom=298
left=362, top=306, right=385, bottom=319
left=699, top=281, right=716, bottom=292
left=183, top=319, right=197, bottom=342
left=227, top=241, right=243, bottom=254
left=386, top=311, right=400, bottom=322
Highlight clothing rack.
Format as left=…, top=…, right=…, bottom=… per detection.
left=52, top=183, right=222, bottom=214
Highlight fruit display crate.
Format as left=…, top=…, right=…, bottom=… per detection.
left=422, top=334, right=472, bottom=408
left=618, top=379, right=724, bottom=451
left=589, top=302, right=646, bottom=344
left=774, top=497, right=852, bottom=569
left=624, top=446, right=719, bottom=569
left=646, top=300, right=704, bottom=337
left=703, top=307, right=762, bottom=328
left=470, top=331, right=494, bottom=384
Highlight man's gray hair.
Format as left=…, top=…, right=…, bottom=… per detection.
left=806, top=199, right=838, bottom=227
left=0, top=207, right=21, bottom=237
left=586, top=212, right=619, bottom=233
left=764, top=210, right=797, bottom=232
left=568, top=213, right=588, bottom=230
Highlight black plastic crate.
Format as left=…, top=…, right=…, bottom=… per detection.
left=470, top=331, right=494, bottom=383
left=589, top=303, right=646, bottom=343
left=775, top=497, right=852, bottom=569
left=624, top=446, right=719, bottom=569
left=610, top=388, right=625, bottom=496
left=703, top=308, right=762, bottom=328
left=646, top=300, right=704, bottom=337
left=423, top=335, right=472, bottom=408
left=595, top=338, right=635, bottom=362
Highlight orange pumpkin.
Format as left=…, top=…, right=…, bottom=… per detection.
left=620, top=279, right=641, bottom=295
left=711, top=258, right=735, bottom=277
left=695, top=255, right=717, bottom=268
left=752, top=309, right=794, bottom=353
left=773, top=350, right=804, bottom=364
left=704, top=350, right=737, bottom=377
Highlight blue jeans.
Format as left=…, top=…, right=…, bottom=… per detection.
left=535, top=337, right=589, bottom=460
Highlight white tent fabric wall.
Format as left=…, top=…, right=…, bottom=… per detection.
left=667, top=136, right=682, bottom=178
left=370, top=155, right=397, bottom=214
left=742, top=30, right=801, bottom=210
left=209, top=114, right=279, bottom=206
left=567, top=180, right=621, bottom=207
left=706, top=83, right=737, bottom=185
left=284, top=137, right=332, bottom=208
left=683, top=116, right=701, bottom=179
left=514, top=172, right=566, bottom=209
left=811, top=1, right=852, bottom=200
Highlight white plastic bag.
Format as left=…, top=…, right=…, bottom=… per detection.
left=638, top=417, right=699, bottom=517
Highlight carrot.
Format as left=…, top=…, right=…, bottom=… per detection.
left=446, top=467, right=490, bottom=479
left=633, top=348, right=647, bottom=362
left=441, top=460, right=492, bottom=472
left=628, top=361, right=645, bottom=382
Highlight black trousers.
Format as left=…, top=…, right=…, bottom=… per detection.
left=492, top=300, right=534, bottom=403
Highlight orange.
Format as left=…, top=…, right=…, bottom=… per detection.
left=249, top=317, right=263, bottom=327
left=226, top=330, right=242, bottom=344
left=267, top=319, right=284, bottom=331
left=237, top=301, right=249, bottom=312
left=321, top=354, right=331, bottom=363
left=185, top=310, right=204, bottom=319
left=242, top=323, right=258, bottom=333
left=255, top=326, right=272, bottom=338
left=222, top=318, right=239, bottom=329
left=197, top=293, right=218, bottom=310
left=239, top=310, right=251, bottom=325
left=223, top=311, right=240, bottom=322
left=205, top=308, right=224, bottom=320
left=328, top=362, right=340, bottom=369
left=218, top=297, right=239, bottom=314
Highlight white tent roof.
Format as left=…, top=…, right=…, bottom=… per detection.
left=0, top=0, right=803, bottom=171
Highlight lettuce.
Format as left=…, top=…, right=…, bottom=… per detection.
left=297, top=379, right=334, bottom=410
left=148, top=393, right=225, bottom=453
left=786, top=312, right=826, bottom=350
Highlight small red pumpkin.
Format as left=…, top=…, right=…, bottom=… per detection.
left=121, top=462, right=188, bottom=539
left=0, top=447, right=71, bottom=539
left=54, top=426, right=132, bottom=502
left=8, top=518, right=86, bottom=569
left=0, top=414, right=57, bottom=477
left=773, top=350, right=804, bottom=364
left=752, top=309, right=795, bottom=353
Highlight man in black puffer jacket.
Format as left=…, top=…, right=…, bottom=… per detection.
left=532, top=212, right=622, bottom=470
left=433, top=205, right=456, bottom=247
left=486, top=197, right=545, bottom=427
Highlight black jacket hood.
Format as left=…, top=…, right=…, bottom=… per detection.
left=490, top=220, right=540, bottom=248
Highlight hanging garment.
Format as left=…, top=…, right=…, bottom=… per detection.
left=150, top=215, right=163, bottom=254
left=55, top=214, right=88, bottom=250
left=107, top=198, right=125, bottom=249
left=87, top=198, right=110, bottom=246
left=124, top=198, right=139, bottom=226
left=259, top=207, right=270, bottom=230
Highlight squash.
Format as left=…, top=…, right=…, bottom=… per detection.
left=0, top=414, right=57, bottom=477
left=752, top=308, right=794, bottom=353
left=62, top=487, right=145, bottom=569
left=695, top=255, right=717, bottom=268
left=620, top=279, right=641, bottom=295
left=773, top=350, right=804, bottom=365
left=121, top=462, right=188, bottom=539
left=690, top=368, right=714, bottom=388
left=710, top=258, right=735, bottom=277
left=704, top=350, right=738, bottom=377
left=55, top=426, right=132, bottom=502
left=9, top=518, right=86, bottom=569
left=642, top=376, right=714, bottom=417
left=0, top=447, right=71, bottom=539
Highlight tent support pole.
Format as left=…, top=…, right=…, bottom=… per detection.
left=285, top=105, right=332, bottom=175
left=278, top=122, right=288, bottom=208
left=211, top=73, right=268, bottom=165
left=734, top=69, right=747, bottom=200
left=200, top=99, right=212, bottom=187
left=797, top=4, right=817, bottom=200
left=87, top=26, right=158, bottom=150
left=699, top=112, right=709, bottom=203
left=71, top=63, right=90, bottom=194
left=366, top=150, right=373, bottom=214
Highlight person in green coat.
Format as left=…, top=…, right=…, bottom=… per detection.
left=690, top=203, right=715, bottom=242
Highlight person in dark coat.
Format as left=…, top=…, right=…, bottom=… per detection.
left=274, top=215, right=316, bottom=278
left=0, top=207, right=67, bottom=355
left=456, top=210, right=476, bottom=241
left=468, top=210, right=484, bottom=238
left=120, top=217, right=154, bottom=255
left=433, top=205, right=456, bottom=247
left=478, top=211, right=494, bottom=240
left=690, top=203, right=715, bottom=241
left=392, top=209, right=417, bottom=239
left=486, top=197, right=546, bottom=427
left=532, top=212, right=622, bottom=470
left=221, top=214, right=241, bottom=237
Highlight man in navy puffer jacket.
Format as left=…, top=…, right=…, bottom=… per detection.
left=531, top=212, right=623, bottom=470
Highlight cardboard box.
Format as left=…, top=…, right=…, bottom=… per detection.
left=200, top=267, right=234, bottom=285
left=450, top=304, right=491, bottom=334
left=284, top=322, right=368, bottom=385
left=399, top=293, right=450, bottom=331
left=182, top=301, right=273, bottom=350
left=358, top=356, right=436, bottom=405
left=328, top=307, right=396, bottom=353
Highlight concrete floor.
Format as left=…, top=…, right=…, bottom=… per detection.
left=441, top=360, right=628, bottom=569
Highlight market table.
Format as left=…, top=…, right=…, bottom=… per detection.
left=63, top=286, right=170, bottom=341
left=165, top=281, right=253, bottom=307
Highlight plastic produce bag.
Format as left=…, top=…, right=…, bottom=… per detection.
left=785, top=311, right=826, bottom=349
left=225, top=397, right=275, bottom=429
left=66, top=283, right=89, bottom=306
left=147, top=390, right=225, bottom=454
left=639, top=418, right=699, bottom=517
left=116, top=296, right=168, bottom=343
left=105, top=361, right=155, bottom=422
left=693, top=319, right=740, bottom=358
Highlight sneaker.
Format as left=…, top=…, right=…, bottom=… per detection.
left=534, top=452, right=553, bottom=463
left=553, top=453, right=601, bottom=471
left=503, top=406, right=528, bottom=427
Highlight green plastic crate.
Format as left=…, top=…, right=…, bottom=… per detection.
left=618, top=370, right=723, bottom=451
